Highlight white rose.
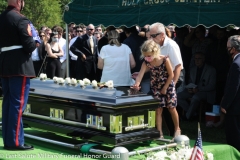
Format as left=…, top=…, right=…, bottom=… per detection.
left=83, top=78, right=91, bottom=85
left=57, top=78, right=65, bottom=84
left=79, top=80, right=85, bottom=86
left=107, top=80, right=113, bottom=88
left=40, top=73, right=47, bottom=79
left=92, top=80, right=98, bottom=87
left=53, top=76, right=58, bottom=81
left=71, top=78, right=77, bottom=84
left=65, top=77, right=71, bottom=84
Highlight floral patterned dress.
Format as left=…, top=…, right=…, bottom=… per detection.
left=145, top=56, right=177, bottom=108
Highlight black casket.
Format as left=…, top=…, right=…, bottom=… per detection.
left=23, top=79, right=160, bottom=146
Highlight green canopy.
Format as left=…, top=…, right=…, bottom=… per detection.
left=63, top=0, right=240, bottom=27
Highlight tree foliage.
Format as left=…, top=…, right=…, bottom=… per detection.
left=0, top=0, right=7, bottom=13
left=22, top=0, right=63, bottom=30
left=0, top=0, right=72, bottom=30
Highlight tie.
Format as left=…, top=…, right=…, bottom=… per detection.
left=89, top=36, right=94, bottom=54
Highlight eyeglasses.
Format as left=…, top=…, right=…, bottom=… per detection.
left=150, top=33, right=161, bottom=38
left=77, top=30, right=83, bottom=32
left=87, top=29, right=94, bottom=31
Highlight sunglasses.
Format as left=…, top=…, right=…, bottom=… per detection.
left=77, top=30, right=83, bottom=32
left=87, top=29, right=94, bottom=31
left=150, top=33, right=161, bottom=38
left=39, top=35, right=45, bottom=37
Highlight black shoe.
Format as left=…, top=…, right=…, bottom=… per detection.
left=4, top=144, right=34, bottom=151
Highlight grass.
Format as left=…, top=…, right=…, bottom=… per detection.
left=179, top=120, right=225, bottom=144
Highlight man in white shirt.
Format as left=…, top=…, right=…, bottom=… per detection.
left=149, top=22, right=184, bottom=137
left=149, top=23, right=183, bottom=87
left=55, top=27, right=66, bottom=78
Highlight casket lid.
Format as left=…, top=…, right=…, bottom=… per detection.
left=30, top=79, right=156, bottom=105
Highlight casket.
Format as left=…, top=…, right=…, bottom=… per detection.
left=23, top=79, right=160, bottom=146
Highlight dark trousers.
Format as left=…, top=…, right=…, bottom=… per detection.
left=76, top=61, right=96, bottom=81
left=225, top=115, right=240, bottom=152
left=46, top=58, right=61, bottom=79
left=1, top=76, right=30, bottom=147
left=33, top=60, right=42, bottom=77
left=70, top=59, right=77, bottom=78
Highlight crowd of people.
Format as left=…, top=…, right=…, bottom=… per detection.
left=33, top=22, right=240, bottom=151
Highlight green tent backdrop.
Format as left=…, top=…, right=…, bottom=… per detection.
left=63, top=0, right=240, bottom=28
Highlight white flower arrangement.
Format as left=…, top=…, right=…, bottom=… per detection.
left=145, top=145, right=214, bottom=160
left=91, top=80, right=98, bottom=88
left=57, top=78, right=65, bottom=84
left=79, top=80, right=85, bottom=87
left=70, top=78, right=77, bottom=86
left=83, top=78, right=91, bottom=85
left=65, top=77, right=71, bottom=85
left=39, top=73, right=47, bottom=81
left=53, top=76, right=58, bottom=83
left=105, top=80, right=114, bottom=88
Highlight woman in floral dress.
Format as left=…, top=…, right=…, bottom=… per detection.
left=132, top=39, right=181, bottom=138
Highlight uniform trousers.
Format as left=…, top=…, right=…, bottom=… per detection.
left=1, top=76, right=30, bottom=147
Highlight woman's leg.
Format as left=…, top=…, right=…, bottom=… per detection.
left=46, top=60, right=55, bottom=79
left=55, top=60, right=62, bottom=77
left=156, top=107, right=163, bottom=137
left=168, top=107, right=181, bottom=137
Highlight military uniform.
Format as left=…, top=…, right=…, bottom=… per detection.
left=0, top=6, right=36, bottom=149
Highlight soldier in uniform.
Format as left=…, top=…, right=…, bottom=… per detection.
left=0, top=0, right=37, bottom=150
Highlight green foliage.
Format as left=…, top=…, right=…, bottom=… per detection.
left=0, top=0, right=72, bottom=30
left=0, top=0, right=7, bottom=13
left=22, top=0, right=63, bottom=30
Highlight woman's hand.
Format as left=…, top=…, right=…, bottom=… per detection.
left=131, top=84, right=141, bottom=91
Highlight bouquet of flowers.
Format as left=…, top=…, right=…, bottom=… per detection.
left=39, top=73, right=47, bottom=81
left=145, top=146, right=213, bottom=160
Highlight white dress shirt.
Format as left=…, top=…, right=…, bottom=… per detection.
left=58, top=37, right=66, bottom=63
left=69, top=37, right=78, bottom=61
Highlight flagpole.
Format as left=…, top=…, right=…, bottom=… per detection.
left=198, top=122, right=200, bottom=136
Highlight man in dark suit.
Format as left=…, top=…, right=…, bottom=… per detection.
left=178, top=52, right=216, bottom=120
left=70, top=24, right=98, bottom=81
left=221, top=35, right=240, bottom=152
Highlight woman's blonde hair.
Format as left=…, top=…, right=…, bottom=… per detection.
left=108, top=30, right=121, bottom=46
left=140, top=39, right=160, bottom=59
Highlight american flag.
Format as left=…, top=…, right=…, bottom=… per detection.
left=190, top=123, right=204, bottom=160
